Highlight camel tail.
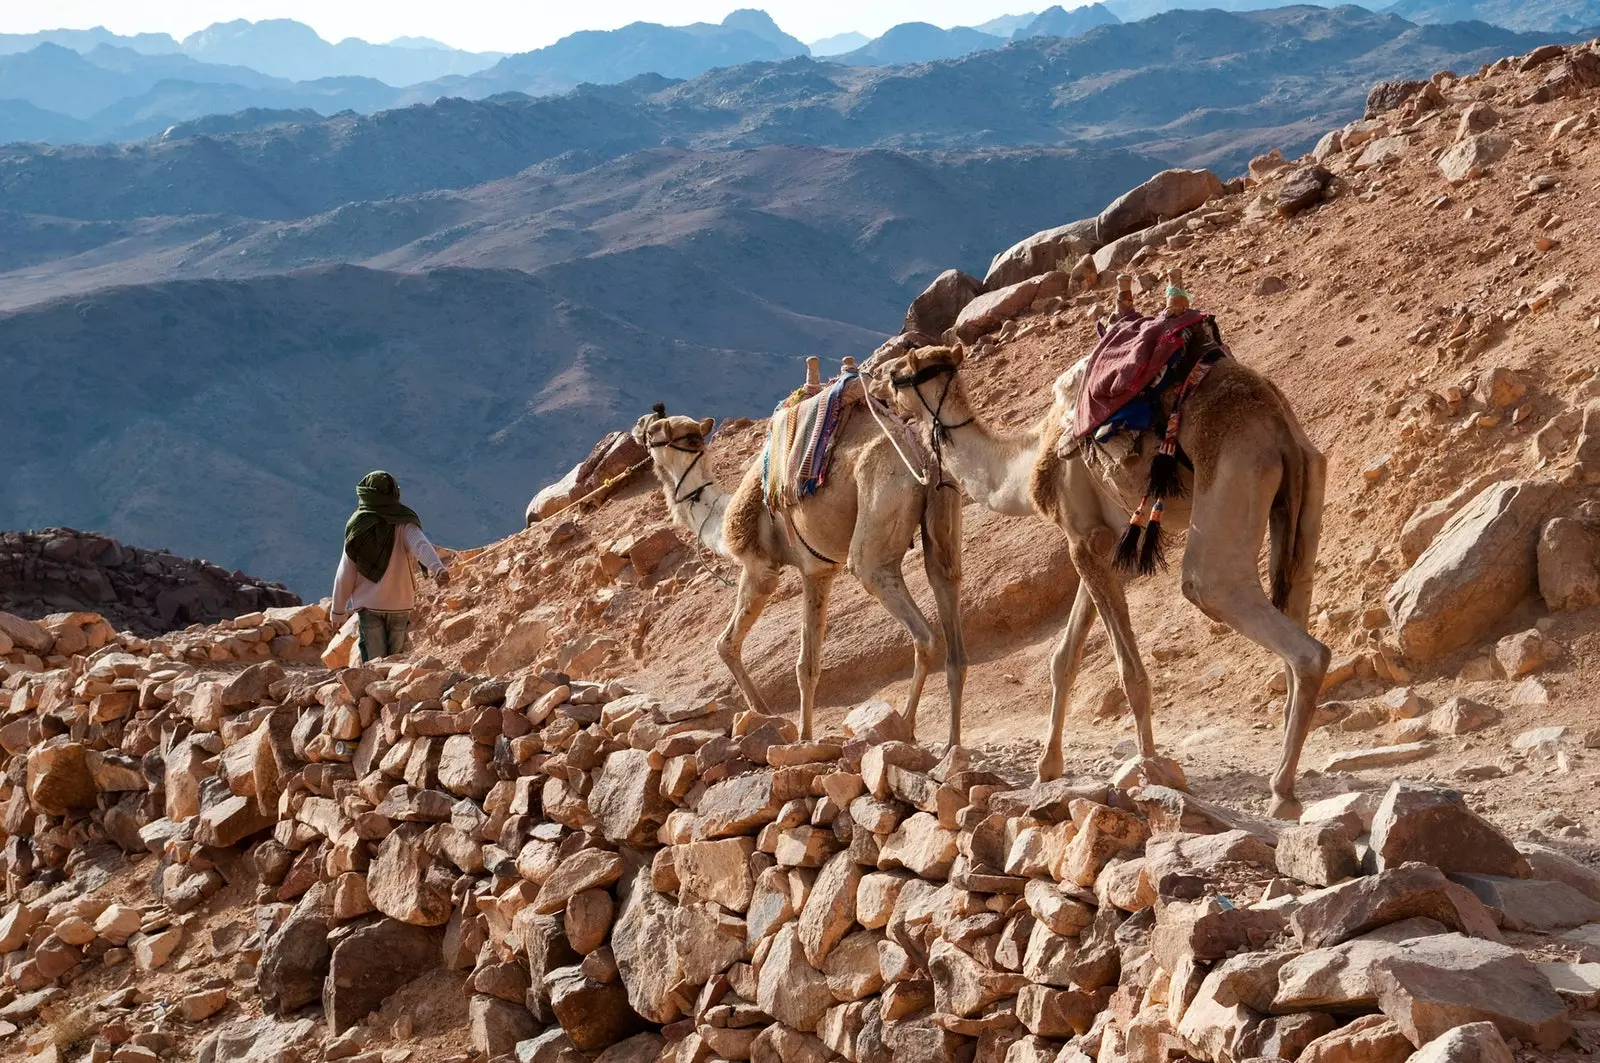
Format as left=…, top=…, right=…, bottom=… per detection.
left=1268, top=435, right=1325, bottom=618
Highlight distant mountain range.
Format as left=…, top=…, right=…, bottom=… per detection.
left=1380, top=0, right=1600, bottom=31
left=0, top=5, right=1577, bottom=592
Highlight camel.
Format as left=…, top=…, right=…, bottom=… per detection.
left=631, top=396, right=967, bottom=746
left=879, top=283, right=1328, bottom=818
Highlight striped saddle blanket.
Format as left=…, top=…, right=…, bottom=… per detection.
left=761, top=373, right=858, bottom=510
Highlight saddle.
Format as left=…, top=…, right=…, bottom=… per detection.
left=760, top=372, right=861, bottom=511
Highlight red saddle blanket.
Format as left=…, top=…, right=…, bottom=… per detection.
left=1073, top=308, right=1210, bottom=440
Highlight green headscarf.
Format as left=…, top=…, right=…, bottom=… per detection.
left=343, top=471, right=421, bottom=584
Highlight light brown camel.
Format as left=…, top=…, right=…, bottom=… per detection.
left=880, top=295, right=1328, bottom=818
left=631, top=400, right=967, bottom=745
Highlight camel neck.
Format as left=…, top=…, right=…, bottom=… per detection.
left=656, top=459, right=731, bottom=558
left=931, top=394, right=1041, bottom=518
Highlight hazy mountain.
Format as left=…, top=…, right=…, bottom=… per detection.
left=441, top=10, right=809, bottom=98
left=831, top=23, right=1006, bottom=65
left=0, top=99, right=91, bottom=144
left=809, top=31, right=872, bottom=55
left=1015, top=4, right=1123, bottom=38
left=1381, top=0, right=1600, bottom=31
left=972, top=12, right=1043, bottom=35
left=0, top=27, right=180, bottom=56
left=179, top=19, right=503, bottom=86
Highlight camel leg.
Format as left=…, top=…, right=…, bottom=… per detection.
left=1181, top=464, right=1330, bottom=820
left=1063, top=515, right=1157, bottom=759
left=852, top=554, right=941, bottom=741
left=717, top=562, right=780, bottom=715
left=921, top=486, right=967, bottom=748
left=795, top=572, right=836, bottom=741
left=1039, top=580, right=1098, bottom=782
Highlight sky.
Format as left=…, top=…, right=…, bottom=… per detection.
left=0, top=1, right=1049, bottom=52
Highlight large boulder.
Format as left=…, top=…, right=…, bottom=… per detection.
left=1096, top=168, right=1223, bottom=245
left=0, top=611, right=55, bottom=654
left=1289, top=865, right=1501, bottom=949
left=1386, top=480, right=1561, bottom=661
left=1274, top=918, right=1449, bottom=1012
left=527, top=431, right=648, bottom=525
left=610, top=869, right=686, bottom=1025
left=324, top=919, right=443, bottom=1032
left=1538, top=517, right=1600, bottom=612
left=259, top=897, right=332, bottom=1016
left=546, top=966, right=646, bottom=1052
left=367, top=825, right=454, bottom=926
left=1368, top=782, right=1528, bottom=877
left=1371, top=934, right=1570, bottom=1049
left=904, top=269, right=983, bottom=338
left=983, top=220, right=1099, bottom=291
left=953, top=271, right=1069, bottom=343
left=26, top=739, right=97, bottom=816
left=1366, top=79, right=1427, bottom=116
left=588, top=749, right=668, bottom=846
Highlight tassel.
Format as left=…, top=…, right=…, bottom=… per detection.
left=1138, top=503, right=1170, bottom=575
left=652, top=401, right=667, bottom=417
left=1114, top=515, right=1146, bottom=573
left=1147, top=449, right=1186, bottom=501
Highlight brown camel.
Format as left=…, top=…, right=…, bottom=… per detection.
left=880, top=293, right=1328, bottom=818
left=631, top=400, right=967, bottom=745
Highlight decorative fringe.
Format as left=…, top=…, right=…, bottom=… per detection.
left=1114, top=519, right=1145, bottom=572
left=1138, top=505, right=1169, bottom=575
left=1146, top=449, right=1186, bottom=501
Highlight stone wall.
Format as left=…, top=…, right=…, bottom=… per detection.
left=1, top=641, right=1597, bottom=1063
left=0, top=527, right=300, bottom=637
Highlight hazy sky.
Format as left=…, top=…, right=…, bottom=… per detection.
left=0, top=1, right=1048, bottom=52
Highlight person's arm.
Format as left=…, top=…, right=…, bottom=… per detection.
left=330, top=551, right=357, bottom=626
left=404, top=524, right=448, bottom=579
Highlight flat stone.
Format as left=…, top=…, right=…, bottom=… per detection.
left=1371, top=933, right=1570, bottom=1049
left=1273, top=918, right=1450, bottom=1012
left=1297, top=1014, right=1414, bottom=1063
left=1449, top=873, right=1600, bottom=932
left=1289, top=865, right=1502, bottom=948
left=1368, top=782, right=1527, bottom=877
left=1322, top=743, right=1434, bottom=773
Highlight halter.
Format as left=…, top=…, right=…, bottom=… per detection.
left=646, top=418, right=713, bottom=507
left=889, top=360, right=973, bottom=467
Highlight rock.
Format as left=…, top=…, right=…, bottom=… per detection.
left=1368, top=782, right=1528, bottom=877
left=467, top=994, right=539, bottom=1057
left=1538, top=518, right=1600, bottom=611
left=824, top=929, right=885, bottom=1001
left=1366, top=79, right=1426, bottom=116
left=1516, top=842, right=1600, bottom=903
left=1016, top=983, right=1097, bottom=1037
left=1097, top=168, right=1224, bottom=245
left=1275, top=918, right=1448, bottom=1013
left=1354, top=136, right=1406, bottom=171
left=1243, top=1012, right=1340, bottom=1061
left=178, top=987, right=229, bottom=1021
left=879, top=812, right=958, bottom=879
left=260, top=902, right=330, bottom=1015
left=1313, top=130, right=1343, bottom=160
left=1447, top=874, right=1600, bottom=932
left=1289, top=865, right=1501, bottom=948
left=953, top=271, right=1068, bottom=343
left=1439, top=133, right=1512, bottom=183
left=694, top=770, right=787, bottom=839
left=799, top=850, right=860, bottom=966
left=1321, top=743, right=1434, bottom=773
left=26, top=739, right=97, bottom=816
left=1298, top=1015, right=1414, bottom=1063
left=929, top=937, right=1025, bottom=1018
left=325, top=919, right=442, bottom=1032
left=1277, top=166, right=1333, bottom=217
left=984, top=218, right=1100, bottom=291
left=610, top=869, right=686, bottom=1025
left=758, top=924, right=834, bottom=1032
left=1406, top=1022, right=1514, bottom=1063
left=1177, top=963, right=1264, bottom=1063
left=675, top=838, right=756, bottom=912
left=1399, top=472, right=1509, bottom=565
left=1276, top=824, right=1359, bottom=887
left=1429, top=698, right=1500, bottom=736
left=1494, top=629, right=1552, bottom=678
left=1300, top=791, right=1381, bottom=836
left=195, top=794, right=274, bottom=848
left=196, top=1017, right=318, bottom=1063
left=516, top=1029, right=585, bottom=1063
left=1386, top=479, right=1561, bottom=660
left=1457, top=103, right=1499, bottom=138
left=672, top=902, right=745, bottom=985
left=589, top=748, right=668, bottom=846
left=905, top=269, right=985, bottom=338
left=367, top=826, right=453, bottom=926
left=566, top=890, right=614, bottom=954
left=545, top=964, right=645, bottom=1052
left=535, top=848, right=624, bottom=914
left=1538, top=961, right=1600, bottom=1008
left=1061, top=803, right=1149, bottom=886
left=436, top=735, right=495, bottom=800
left=1371, top=933, right=1570, bottom=1049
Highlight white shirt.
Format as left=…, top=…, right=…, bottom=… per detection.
left=330, top=524, right=446, bottom=621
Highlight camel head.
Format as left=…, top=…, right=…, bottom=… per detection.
left=884, top=345, right=968, bottom=429
left=634, top=404, right=715, bottom=477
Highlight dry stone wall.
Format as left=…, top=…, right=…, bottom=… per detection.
left=2, top=630, right=1598, bottom=1063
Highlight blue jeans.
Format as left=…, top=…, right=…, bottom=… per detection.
left=357, top=609, right=410, bottom=662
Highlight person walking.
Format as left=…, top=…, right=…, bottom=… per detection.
left=330, top=470, right=450, bottom=662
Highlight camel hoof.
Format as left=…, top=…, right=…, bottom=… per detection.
left=1036, top=753, right=1064, bottom=784
left=1268, top=794, right=1303, bottom=821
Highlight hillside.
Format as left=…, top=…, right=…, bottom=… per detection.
left=0, top=37, right=1597, bottom=1063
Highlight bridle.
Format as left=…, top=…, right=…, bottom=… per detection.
left=889, top=360, right=972, bottom=467
left=647, top=427, right=712, bottom=506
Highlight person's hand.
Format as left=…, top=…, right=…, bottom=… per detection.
left=435, top=568, right=451, bottom=588
left=330, top=611, right=349, bottom=629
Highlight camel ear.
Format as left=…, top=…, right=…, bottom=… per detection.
left=948, top=345, right=965, bottom=369
left=698, top=417, right=716, bottom=438
left=631, top=413, right=655, bottom=446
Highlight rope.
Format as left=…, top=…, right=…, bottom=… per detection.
left=858, top=370, right=936, bottom=487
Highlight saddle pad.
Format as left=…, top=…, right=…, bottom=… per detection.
left=761, top=372, right=857, bottom=510
left=1073, top=308, right=1209, bottom=441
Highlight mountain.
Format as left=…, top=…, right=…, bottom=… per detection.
left=1381, top=0, right=1600, bottom=31
left=438, top=11, right=809, bottom=98
left=972, top=12, right=1043, bottom=35
left=0, top=42, right=401, bottom=143
left=809, top=31, right=872, bottom=55
left=1015, top=4, right=1124, bottom=38
left=831, top=23, right=1006, bottom=65
left=178, top=19, right=503, bottom=86
left=0, top=26, right=180, bottom=56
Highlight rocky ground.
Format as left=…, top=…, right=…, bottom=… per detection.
left=3, top=34, right=1600, bottom=1063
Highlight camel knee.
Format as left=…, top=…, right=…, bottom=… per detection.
left=715, top=634, right=740, bottom=667
left=1289, top=638, right=1331, bottom=685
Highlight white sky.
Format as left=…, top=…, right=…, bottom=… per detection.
left=0, top=1, right=1049, bottom=52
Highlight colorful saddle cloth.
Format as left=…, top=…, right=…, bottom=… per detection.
left=1072, top=308, right=1211, bottom=441
left=761, top=372, right=858, bottom=511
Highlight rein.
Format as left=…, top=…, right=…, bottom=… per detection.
left=649, top=432, right=712, bottom=506
left=889, top=360, right=973, bottom=471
